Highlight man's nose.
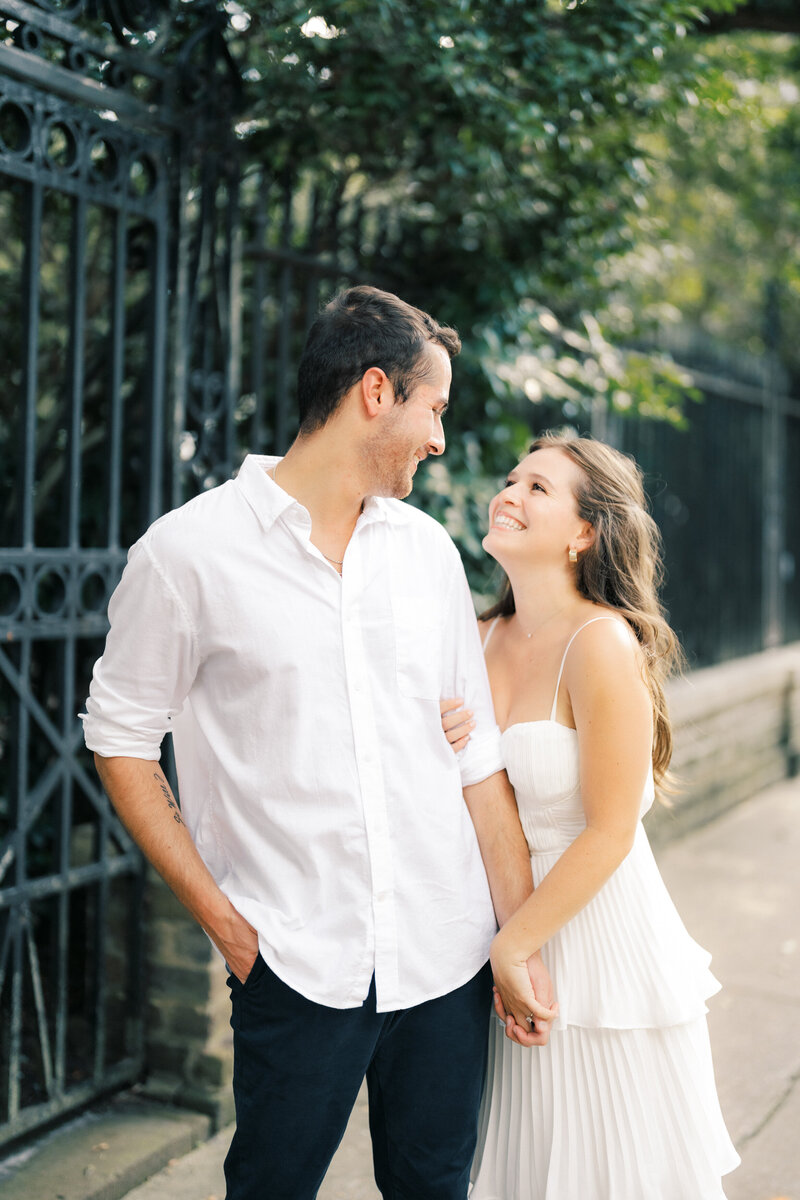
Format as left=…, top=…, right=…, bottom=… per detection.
left=428, top=419, right=445, bottom=456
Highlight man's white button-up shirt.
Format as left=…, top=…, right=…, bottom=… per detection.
left=82, top=455, right=504, bottom=1011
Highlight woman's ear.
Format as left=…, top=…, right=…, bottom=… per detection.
left=575, top=520, right=595, bottom=552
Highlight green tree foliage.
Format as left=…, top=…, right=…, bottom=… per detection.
left=226, top=0, right=740, bottom=584
left=601, top=31, right=800, bottom=377
left=230, top=0, right=732, bottom=445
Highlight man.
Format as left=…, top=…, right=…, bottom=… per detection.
left=82, top=286, right=553, bottom=1199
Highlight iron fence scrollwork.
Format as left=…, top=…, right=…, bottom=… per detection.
left=0, top=0, right=241, bottom=1147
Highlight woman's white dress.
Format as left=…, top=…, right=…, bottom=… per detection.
left=470, top=617, right=740, bottom=1200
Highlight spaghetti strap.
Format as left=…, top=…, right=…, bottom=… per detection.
left=481, top=615, right=501, bottom=652
left=549, top=615, right=623, bottom=721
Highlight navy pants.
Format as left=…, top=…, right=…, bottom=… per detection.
left=224, top=956, right=493, bottom=1200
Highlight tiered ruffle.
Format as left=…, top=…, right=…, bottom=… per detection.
left=532, top=825, right=720, bottom=1030
left=470, top=1016, right=740, bottom=1199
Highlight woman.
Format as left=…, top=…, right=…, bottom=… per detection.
left=441, top=433, right=739, bottom=1199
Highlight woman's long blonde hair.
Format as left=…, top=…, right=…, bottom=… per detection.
left=482, top=432, right=684, bottom=786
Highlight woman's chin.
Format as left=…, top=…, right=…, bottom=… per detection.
left=483, top=530, right=532, bottom=572
left=482, top=532, right=504, bottom=561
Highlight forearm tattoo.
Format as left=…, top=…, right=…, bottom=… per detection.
left=154, top=770, right=183, bottom=825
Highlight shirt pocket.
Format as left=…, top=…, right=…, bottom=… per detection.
left=391, top=595, right=443, bottom=700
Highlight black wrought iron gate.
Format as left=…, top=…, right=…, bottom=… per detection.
left=0, top=0, right=240, bottom=1147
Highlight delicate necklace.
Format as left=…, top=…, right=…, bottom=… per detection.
left=516, top=602, right=571, bottom=639
left=273, top=459, right=345, bottom=568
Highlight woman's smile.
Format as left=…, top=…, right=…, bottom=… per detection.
left=492, top=512, right=527, bottom=531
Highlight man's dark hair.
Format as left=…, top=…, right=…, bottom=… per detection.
left=296, top=286, right=461, bottom=433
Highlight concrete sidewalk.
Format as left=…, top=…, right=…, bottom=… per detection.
left=657, top=776, right=800, bottom=1200
left=3, top=776, right=798, bottom=1199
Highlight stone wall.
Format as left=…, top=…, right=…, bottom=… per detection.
left=142, top=876, right=235, bottom=1127
left=646, top=642, right=800, bottom=846
left=141, top=641, right=800, bottom=1119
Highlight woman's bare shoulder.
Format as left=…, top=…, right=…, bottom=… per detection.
left=564, top=610, right=645, bottom=695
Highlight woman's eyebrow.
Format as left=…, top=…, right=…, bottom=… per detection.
left=518, top=470, right=554, bottom=488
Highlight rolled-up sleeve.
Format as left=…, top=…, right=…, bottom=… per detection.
left=441, top=554, right=504, bottom=787
left=81, top=537, right=200, bottom=760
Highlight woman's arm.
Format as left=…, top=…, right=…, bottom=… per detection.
left=490, top=619, right=653, bottom=968
left=463, top=769, right=557, bottom=1046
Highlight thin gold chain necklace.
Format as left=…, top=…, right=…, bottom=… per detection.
left=516, top=602, right=571, bottom=639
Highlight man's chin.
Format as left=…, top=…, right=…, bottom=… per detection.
left=369, top=476, right=413, bottom=501
left=368, top=461, right=416, bottom=500
left=388, top=470, right=415, bottom=500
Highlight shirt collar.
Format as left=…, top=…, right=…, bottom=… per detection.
left=235, top=455, right=298, bottom=534
left=234, top=454, right=414, bottom=533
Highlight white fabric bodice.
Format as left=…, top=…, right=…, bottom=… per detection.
left=503, top=719, right=655, bottom=854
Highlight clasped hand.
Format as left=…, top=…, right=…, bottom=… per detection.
left=491, top=941, right=558, bottom=1048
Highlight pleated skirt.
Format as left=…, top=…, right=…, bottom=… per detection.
left=469, top=1016, right=740, bottom=1200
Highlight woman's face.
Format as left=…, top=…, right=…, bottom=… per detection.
left=483, top=447, right=591, bottom=570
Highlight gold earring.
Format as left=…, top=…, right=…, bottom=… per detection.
left=568, top=547, right=578, bottom=564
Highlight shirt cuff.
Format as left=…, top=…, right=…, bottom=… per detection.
left=80, top=711, right=164, bottom=761
left=458, top=725, right=505, bottom=787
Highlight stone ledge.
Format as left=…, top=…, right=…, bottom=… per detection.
left=139, top=1074, right=235, bottom=1128
left=646, top=642, right=800, bottom=846
left=0, top=1092, right=211, bottom=1200
left=666, top=643, right=800, bottom=727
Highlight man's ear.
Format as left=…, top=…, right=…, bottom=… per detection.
left=362, top=367, right=391, bottom=417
